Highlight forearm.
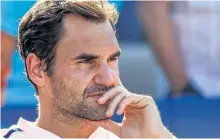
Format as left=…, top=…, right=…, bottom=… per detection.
left=138, top=2, right=187, bottom=92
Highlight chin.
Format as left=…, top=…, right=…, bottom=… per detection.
left=71, top=103, right=110, bottom=121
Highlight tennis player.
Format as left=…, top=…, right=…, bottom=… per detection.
left=1, top=0, right=176, bottom=138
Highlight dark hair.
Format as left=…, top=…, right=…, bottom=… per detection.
left=18, top=0, right=118, bottom=90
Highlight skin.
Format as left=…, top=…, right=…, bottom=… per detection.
left=26, top=14, right=176, bottom=138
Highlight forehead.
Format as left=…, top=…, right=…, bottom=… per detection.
left=56, top=14, right=119, bottom=57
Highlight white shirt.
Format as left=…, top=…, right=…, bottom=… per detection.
left=171, top=1, right=220, bottom=98
left=1, top=118, right=119, bottom=139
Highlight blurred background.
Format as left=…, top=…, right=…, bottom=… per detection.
left=1, top=1, right=220, bottom=138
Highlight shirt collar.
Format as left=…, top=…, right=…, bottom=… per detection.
left=17, top=117, right=119, bottom=139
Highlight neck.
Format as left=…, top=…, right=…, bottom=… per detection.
left=36, top=105, right=98, bottom=138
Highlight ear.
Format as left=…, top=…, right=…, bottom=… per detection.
left=26, top=53, right=46, bottom=87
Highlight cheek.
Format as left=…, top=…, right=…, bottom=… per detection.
left=61, top=66, right=96, bottom=91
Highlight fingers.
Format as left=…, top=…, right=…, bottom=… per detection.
left=105, top=92, right=128, bottom=117
left=98, top=86, right=125, bottom=104
left=98, top=87, right=119, bottom=104
left=97, top=84, right=154, bottom=117
left=97, top=85, right=129, bottom=117
left=116, top=94, right=134, bottom=115
left=117, top=95, right=153, bottom=115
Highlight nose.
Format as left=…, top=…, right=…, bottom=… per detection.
left=93, top=63, right=115, bottom=86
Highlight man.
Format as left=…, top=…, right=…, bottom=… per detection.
left=0, top=0, right=122, bottom=107
left=1, top=0, right=175, bottom=138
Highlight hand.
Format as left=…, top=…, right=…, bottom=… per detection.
left=90, top=81, right=176, bottom=138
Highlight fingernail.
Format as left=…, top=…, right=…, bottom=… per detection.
left=98, top=98, right=104, bottom=104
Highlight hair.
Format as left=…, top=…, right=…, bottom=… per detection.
left=18, top=0, right=118, bottom=91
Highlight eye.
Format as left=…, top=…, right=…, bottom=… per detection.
left=108, top=57, right=118, bottom=62
left=78, top=59, right=93, bottom=64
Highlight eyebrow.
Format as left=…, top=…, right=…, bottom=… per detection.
left=73, top=50, right=121, bottom=61
left=73, top=53, right=99, bottom=61
left=109, top=50, right=121, bottom=58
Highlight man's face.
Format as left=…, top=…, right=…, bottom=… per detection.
left=48, top=15, right=120, bottom=121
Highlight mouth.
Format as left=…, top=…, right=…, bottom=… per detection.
left=87, top=93, right=113, bottom=105
left=87, top=92, right=114, bottom=104
left=87, top=93, right=104, bottom=98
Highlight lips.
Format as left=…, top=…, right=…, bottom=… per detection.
left=87, top=93, right=104, bottom=98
